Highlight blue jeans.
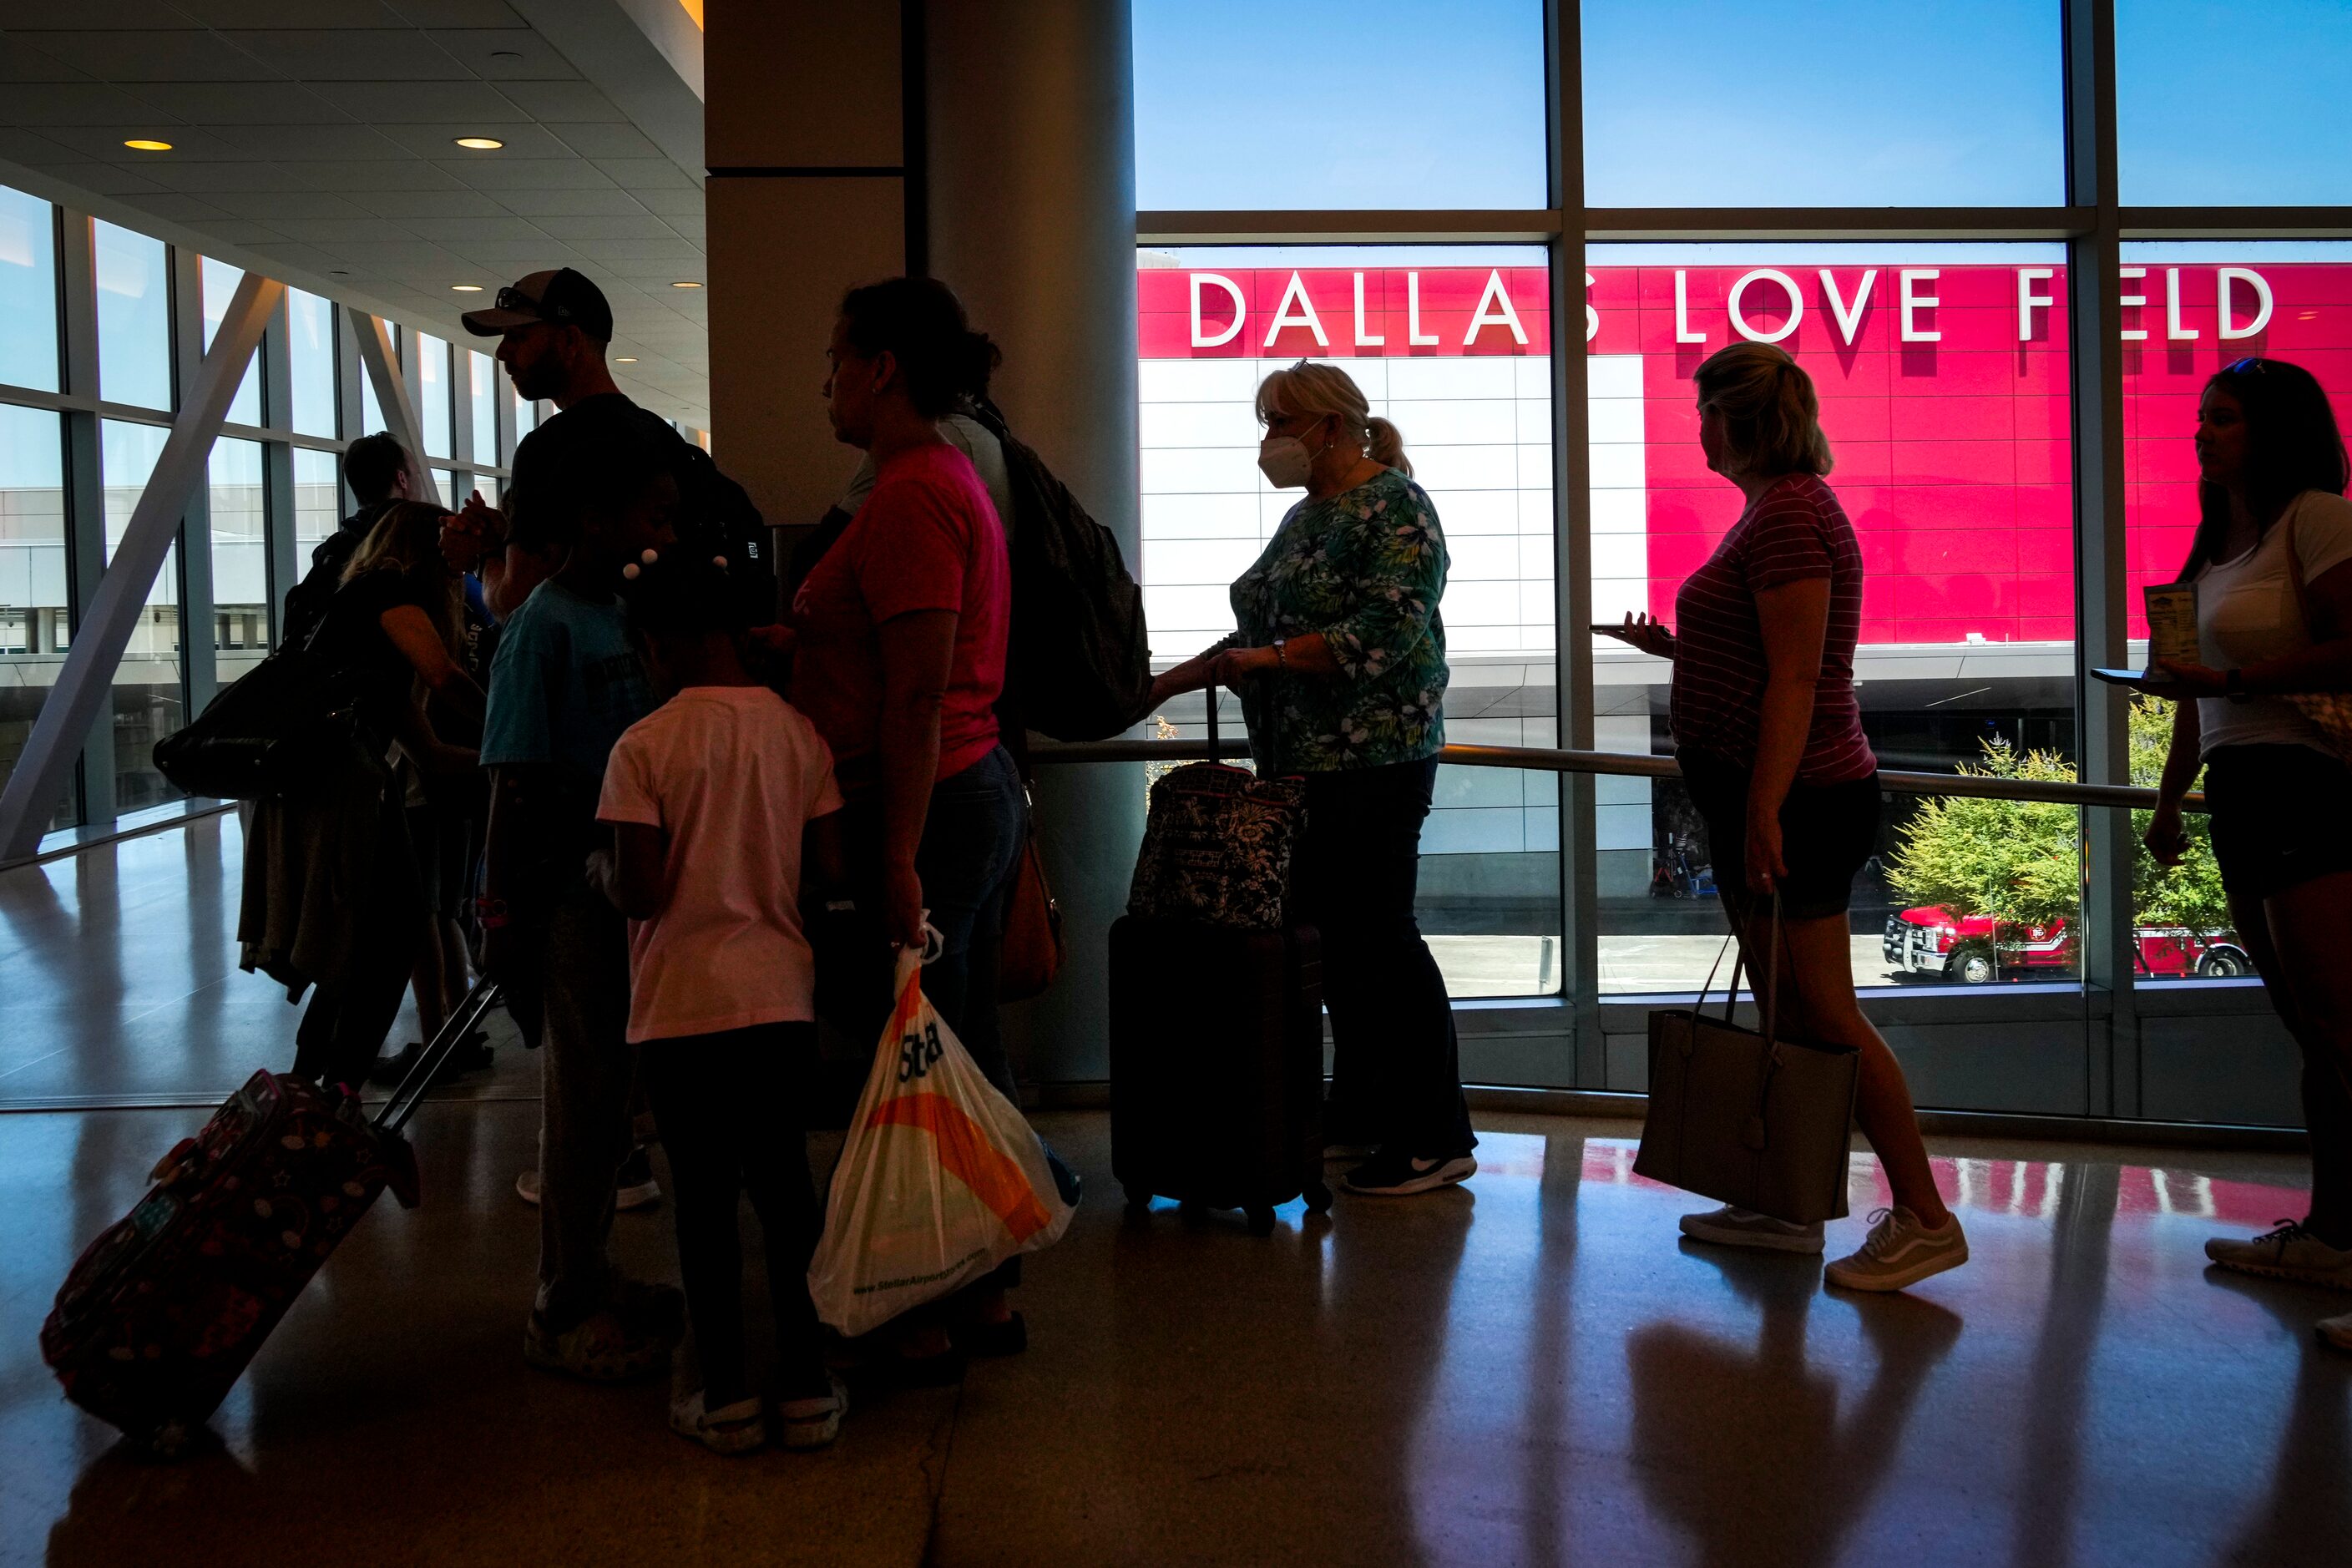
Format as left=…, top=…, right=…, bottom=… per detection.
left=823, top=743, right=1025, bottom=1101
left=1294, top=756, right=1476, bottom=1157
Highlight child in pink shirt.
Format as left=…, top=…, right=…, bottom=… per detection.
left=593, top=549, right=846, bottom=1454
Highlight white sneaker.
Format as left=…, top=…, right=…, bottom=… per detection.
left=2318, top=1312, right=2352, bottom=1353
left=514, top=1167, right=540, bottom=1206
left=2204, top=1222, right=2352, bottom=1290
left=1679, top=1205, right=1826, bottom=1254
left=775, top=1373, right=848, bottom=1451
left=670, top=1390, right=766, bottom=1454
left=615, top=1145, right=662, bottom=1213
left=1825, top=1206, right=1970, bottom=1292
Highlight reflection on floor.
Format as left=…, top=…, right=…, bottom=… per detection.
left=3, top=1102, right=2344, bottom=1567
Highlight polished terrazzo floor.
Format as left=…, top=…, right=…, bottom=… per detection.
left=3, top=826, right=2348, bottom=1566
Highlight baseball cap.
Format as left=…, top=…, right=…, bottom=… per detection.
left=461, top=267, right=614, bottom=342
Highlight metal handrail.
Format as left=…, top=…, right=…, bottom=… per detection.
left=1028, top=738, right=2207, bottom=813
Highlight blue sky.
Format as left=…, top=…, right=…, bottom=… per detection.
left=1132, top=1, right=2352, bottom=210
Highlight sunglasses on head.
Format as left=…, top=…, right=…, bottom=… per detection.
left=2223, top=356, right=2271, bottom=377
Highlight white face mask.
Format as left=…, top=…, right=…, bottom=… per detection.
left=1257, top=434, right=1314, bottom=488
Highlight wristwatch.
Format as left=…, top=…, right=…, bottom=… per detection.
left=1272, top=635, right=1288, bottom=674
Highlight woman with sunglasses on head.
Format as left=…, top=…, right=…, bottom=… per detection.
left=1607, top=341, right=1965, bottom=1292
left=2137, top=357, right=2352, bottom=1351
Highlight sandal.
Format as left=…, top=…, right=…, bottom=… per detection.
left=670, top=1390, right=766, bottom=1454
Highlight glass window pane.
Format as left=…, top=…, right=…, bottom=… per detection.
left=359, top=324, right=397, bottom=438
left=418, top=332, right=452, bottom=458
left=2116, top=242, right=2352, bottom=980
left=469, top=350, right=497, bottom=465
left=2120, top=3, right=2352, bottom=205
left=288, top=289, right=336, bottom=439
left=94, top=220, right=171, bottom=412
left=0, top=405, right=69, bottom=824
left=0, top=185, right=58, bottom=392
left=1583, top=3, right=2066, bottom=207
left=1585, top=244, right=2076, bottom=993
left=208, top=438, right=268, bottom=685
left=291, top=447, right=341, bottom=584
left=429, top=467, right=454, bottom=508
left=1132, top=2, right=1546, bottom=210
left=1138, top=245, right=1560, bottom=999
left=513, top=389, right=539, bottom=447
left=100, top=419, right=183, bottom=812
left=199, top=257, right=263, bottom=427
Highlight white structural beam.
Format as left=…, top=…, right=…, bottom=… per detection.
left=351, top=312, right=434, bottom=502
left=0, top=273, right=284, bottom=862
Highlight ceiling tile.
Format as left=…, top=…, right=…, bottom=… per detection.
left=529, top=214, right=682, bottom=241
left=175, top=2, right=407, bottom=25
left=440, top=157, right=614, bottom=191
left=240, top=239, right=347, bottom=271
left=209, top=190, right=379, bottom=220
left=231, top=30, right=473, bottom=82
left=553, top=124, right=664, bottom=161
left=425, top=28, right=575, bottom=80
left=200, top=221, right=290, bottom=243
left=490, top=186, right=645, bottom=217
left=3, top=83, right=189, bottom=126
left=380, top=123, right=571, bottom=159
left=491, top=79, right=620, bottom=123
left=379, top=1, right=529, bottom=26
left=565, top=238, right=704, bottom=264
left=0, top=38, right=89, bottom=83
left=630, top=188, right=703, bottom=217
left=114, top=81, right=355, bottom=124
left=344, top=187, right=508, bottom=218
left=216, top=124, right=410, bottom=160
left=0, top=2, right=189, bottom=28
left=39, top=163, right=169, bottom=196
left=449, top=237, right=586, bottom=265
left=135, top=192, right=236, bottom=222
left=0, top=127, right=89, bottom=163
left=284, top=159, right=468, bottom=191
left=40, top=124, right=247, bottom=159
left=397, top=215, right=548, bottom=245
left=26, top=30, right=282, bottom=83
left=299, top=80, right=519, bottom=123
left=268, top=216, right=420, bottom=243
left=591, top=156, right=690, bottom=190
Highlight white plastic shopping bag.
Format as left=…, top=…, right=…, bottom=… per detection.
left=808, top=948, right=1075, bottom=1338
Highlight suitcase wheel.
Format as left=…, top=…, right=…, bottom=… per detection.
left=1245, top=1205, right=1277, bottom=1237
left=1123, top=1185, right=1153, bottom=1213
left=1304, top=1181, right=1334, bottom=1214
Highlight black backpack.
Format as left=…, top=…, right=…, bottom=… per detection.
left=631, top=408, right=776, bottom=626
left=965, top=401, right=1151, bottom=742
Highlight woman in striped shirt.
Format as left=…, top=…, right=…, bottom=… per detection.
left=1606, top=341, right=1966, bottom=1292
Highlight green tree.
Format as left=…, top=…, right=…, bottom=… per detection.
left=1884, top=701, right=2232, bottom=938
left=1885, top=738, right=2081, bottom=930
left=2128, top=696, right=2232, bottom=933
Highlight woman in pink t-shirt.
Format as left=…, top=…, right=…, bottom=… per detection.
left=792, top=276, right=1034, bottom=1375
left=1605, top=341, right=1965, bottom=1293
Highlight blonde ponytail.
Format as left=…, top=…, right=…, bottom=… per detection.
left=1256, top=360, right=1410, bottom=477
left=1692, top=340, right=1833, bottom=479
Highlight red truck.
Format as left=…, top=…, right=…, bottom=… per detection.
left=1882, top=907, right=2252, bottom=984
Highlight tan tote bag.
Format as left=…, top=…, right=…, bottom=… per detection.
left=1632, top=901, right=1861, bottom=1226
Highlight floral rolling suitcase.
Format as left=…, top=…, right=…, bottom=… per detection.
left=40, top=980, right=498, bottom=1455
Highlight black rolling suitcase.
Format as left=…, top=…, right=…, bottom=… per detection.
left=41, top=979, right=503, bottom=1455
left=1110, top=690, right=1331, bottom=1234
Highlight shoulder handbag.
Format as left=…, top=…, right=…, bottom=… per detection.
left=2279, top=497, right=2352, bottom=766
left=997, top=782, right=1065, bottom=1003
left=1631, top=898, right=1861, bottom=1226
left=151, top=642, right=359, bottom=802
left=1125, top=686, right=1305, bottom=931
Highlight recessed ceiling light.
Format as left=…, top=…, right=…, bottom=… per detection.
left=453, top=136, right=504, bottom=150
left=123, top=139, right=173, bottom=152
left=615, top=357, right=638, bottom=362
left=670, top=281, right=702, bottom=289
left=451, top=284, right=484, bottom=292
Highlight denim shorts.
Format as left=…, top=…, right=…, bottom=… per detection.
left=1680, top=752, right=1882, bottom=922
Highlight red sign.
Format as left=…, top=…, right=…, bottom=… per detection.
left=1138, top=264, right=2352, bottom=643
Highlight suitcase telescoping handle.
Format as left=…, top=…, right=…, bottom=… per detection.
left=375, top=976, right=503, bottom=1134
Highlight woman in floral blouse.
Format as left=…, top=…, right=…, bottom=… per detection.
left=1148, top=361, right=1475, bottom=1197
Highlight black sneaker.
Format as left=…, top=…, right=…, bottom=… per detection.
left=1343, top=1149, right=1477, bottom=1196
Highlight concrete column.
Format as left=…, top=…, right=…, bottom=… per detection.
left=926, top=1, right=1141, bottom=1085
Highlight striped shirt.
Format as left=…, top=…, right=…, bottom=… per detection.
left=1669, top=473, right=1876, bottom=785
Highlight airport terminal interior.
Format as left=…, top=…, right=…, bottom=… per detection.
left=3, top=3, right=2349, bottom=1564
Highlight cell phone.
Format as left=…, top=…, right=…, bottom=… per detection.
left=2089, top=667, right=2150, bottom=685
left=1591, top=622, right=1644, bottom=638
